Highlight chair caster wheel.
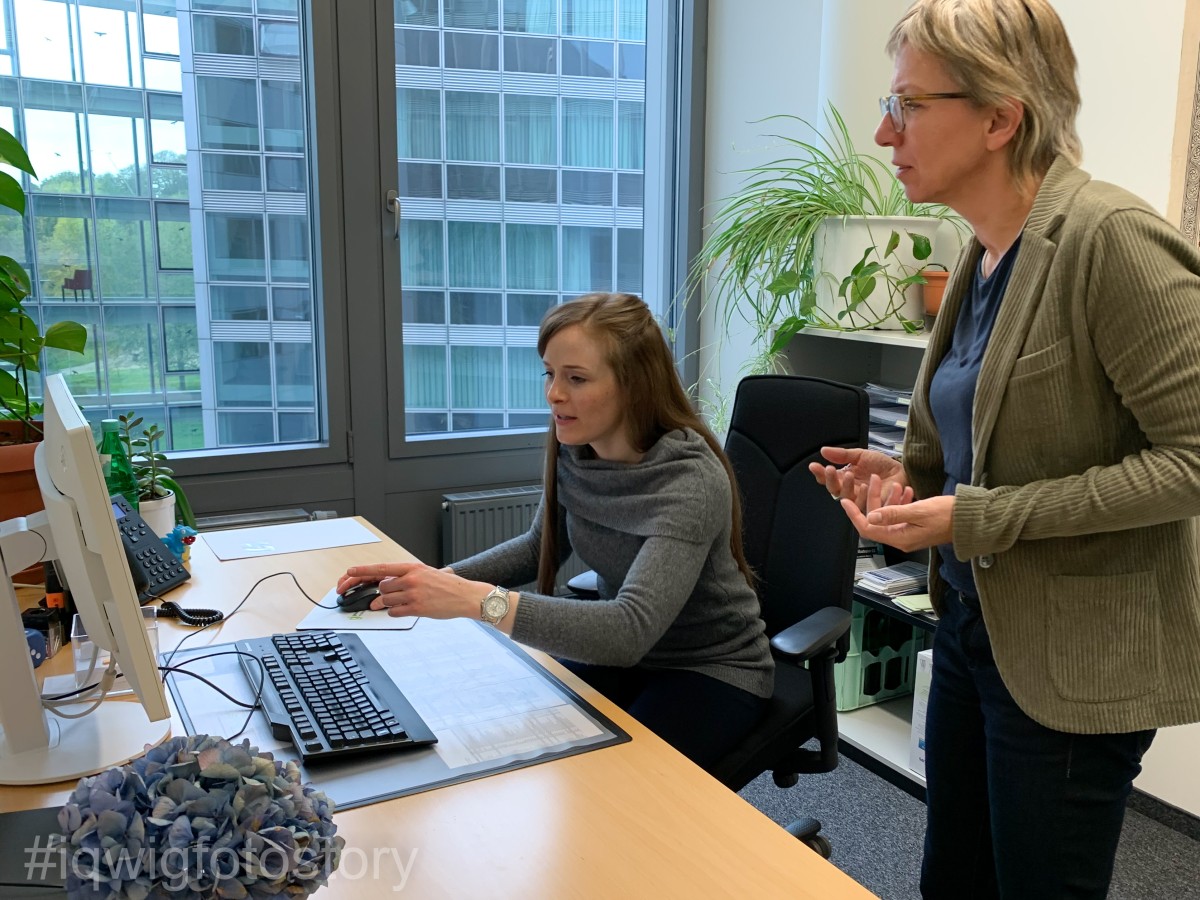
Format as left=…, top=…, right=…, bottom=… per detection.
left=772, top=772, right=799, bottom=788
left=804, top=834, right=832, bottom=859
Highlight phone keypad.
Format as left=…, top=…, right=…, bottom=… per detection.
left=111, top=495, right=191, bottom=603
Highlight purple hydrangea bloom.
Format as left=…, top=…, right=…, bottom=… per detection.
left=57, top=735, right=344, bottom=900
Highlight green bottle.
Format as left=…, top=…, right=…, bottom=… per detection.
left=98, top=418, right=140, bottom=509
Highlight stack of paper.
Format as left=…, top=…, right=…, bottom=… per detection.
left=864, top=383, right=912, bottom=407
left=863, top=383, right=913, bottom=459
left=857, top=560, right=928, bottom=597
left=892, top=593, right=935, bottom=615
left=854, top=539, right=885, bottom=582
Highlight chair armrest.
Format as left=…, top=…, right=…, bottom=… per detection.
left=769, top=607, right=851, bottom=662
left=565, top=569, right=600, bottom=599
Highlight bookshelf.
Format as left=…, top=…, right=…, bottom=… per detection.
left=787, top=327, right=933, bottom=792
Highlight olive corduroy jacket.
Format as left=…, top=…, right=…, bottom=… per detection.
left=906, top=157, right=1200, bottom=734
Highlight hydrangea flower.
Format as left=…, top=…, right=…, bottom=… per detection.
left=58, top=735, right=344, bottom=900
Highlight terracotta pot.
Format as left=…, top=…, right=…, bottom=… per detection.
left=922, top=270, right=951, bottom=317
left=0, top=425, right=46, bottom=583
left=0, top=425, right=43, bottom=522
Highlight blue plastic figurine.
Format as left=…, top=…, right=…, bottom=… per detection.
left=163, top=525, right=198, bottom=563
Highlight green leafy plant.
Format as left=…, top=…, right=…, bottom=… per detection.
left=0, top=126, right=88, bottom=440
left=691, top=104, right=963, bottom=372
left=117, top=412, right=197, bottom=527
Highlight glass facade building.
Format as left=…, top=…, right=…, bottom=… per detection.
left=0, top=0, right=645, bottom=449
left=393, top=0, right=646, bottom=437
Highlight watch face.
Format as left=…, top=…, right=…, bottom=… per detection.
left=483, top=594, right=507, bottom=620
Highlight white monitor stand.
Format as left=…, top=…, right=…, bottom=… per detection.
left=0, top=513, right=170, bottom=786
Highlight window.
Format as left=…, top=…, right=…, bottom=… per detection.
left=7, top=0, right=323, bottom=450
left=393, top=0, right=646, bottom=440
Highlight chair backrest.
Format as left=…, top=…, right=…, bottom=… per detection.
left=724, top=375, right=869, bottom=643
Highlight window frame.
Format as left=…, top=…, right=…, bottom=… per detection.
left=168, top=0, right=349, bottom=482
left=378, top=0, right=707, bottom=461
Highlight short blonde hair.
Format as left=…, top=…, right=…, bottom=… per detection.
left=887, top=0, right=1081, bottom=183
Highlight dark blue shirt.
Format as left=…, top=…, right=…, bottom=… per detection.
left=928, top=236, right=1021, bottom=597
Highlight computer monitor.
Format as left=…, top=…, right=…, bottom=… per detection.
left=0, top=374, right=170, bottom=785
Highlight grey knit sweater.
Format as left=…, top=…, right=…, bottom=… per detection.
left=450, top=428, right=774, bottom=698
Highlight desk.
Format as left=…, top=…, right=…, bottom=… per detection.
left=1, top=518, right=874, bottom=899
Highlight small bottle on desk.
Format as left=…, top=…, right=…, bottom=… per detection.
left=98, top=418, right=139, bottom=509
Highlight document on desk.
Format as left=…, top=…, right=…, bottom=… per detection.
left=163, top=618, right=629, bottom=810
left=201, top=518, right=381, bottom=561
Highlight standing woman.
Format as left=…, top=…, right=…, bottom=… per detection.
left=340, top=293, right=773, bottom=770
left=812, top=0, right=1200, bottom=896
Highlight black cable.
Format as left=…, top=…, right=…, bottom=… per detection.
left=159, top=570, right=314, bottom=674
left=158, top=652, right=263, bottom=710
left=156, top=600, right=224, bottom=627
left=158, top=649, right=266, bottom=742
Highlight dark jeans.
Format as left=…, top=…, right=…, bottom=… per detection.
left=921, top=591, right=1156, bottom=899
left=558, top=660, right=768, bottom=771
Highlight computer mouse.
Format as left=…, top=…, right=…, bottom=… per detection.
left=336, top=582, right=381, bottom=613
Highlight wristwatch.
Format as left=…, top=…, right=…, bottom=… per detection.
left=480, top=585, right=511, bottom=625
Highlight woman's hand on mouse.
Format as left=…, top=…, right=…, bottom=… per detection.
left=339, top=561, right=508, bottom=625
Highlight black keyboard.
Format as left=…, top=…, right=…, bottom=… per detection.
left=235, top=631, right=437, bottom=763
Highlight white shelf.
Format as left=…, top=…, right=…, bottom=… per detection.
left=799, top=327, right=931, bottom=350
left=838, top=696, right=927, bottom=789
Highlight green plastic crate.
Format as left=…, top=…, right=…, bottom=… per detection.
left=834, top=600, right=926, bottom=711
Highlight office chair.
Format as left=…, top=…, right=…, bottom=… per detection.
left=568, top=375, right=868, bottom=856
left=709, top=374, right=868, bottom=857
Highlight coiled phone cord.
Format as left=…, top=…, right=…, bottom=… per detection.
left=156, top=600, right=225, bottom=628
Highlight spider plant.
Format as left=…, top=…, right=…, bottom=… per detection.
left=691, top=104, right=963, bottom=372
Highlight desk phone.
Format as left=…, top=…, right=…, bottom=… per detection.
left=111, top=494, right=190, bottom=603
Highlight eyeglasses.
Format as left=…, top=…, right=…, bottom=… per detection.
left=879, top=93, right=971, bottom=132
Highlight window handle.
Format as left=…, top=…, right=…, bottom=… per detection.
left=385, top=189, right=400, bottom=239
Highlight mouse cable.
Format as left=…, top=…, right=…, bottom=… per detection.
left=159, top=571, right=314, bottom=675
left=158, top=649, right=266, bottom=742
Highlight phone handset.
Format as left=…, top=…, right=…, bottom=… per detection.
left=110, top=495, right=191, bottom=603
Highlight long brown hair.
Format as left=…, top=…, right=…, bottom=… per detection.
left=535, top=293, right=753, bottom=593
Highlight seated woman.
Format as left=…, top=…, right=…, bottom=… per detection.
left=338, top=292, right=773, bottom=768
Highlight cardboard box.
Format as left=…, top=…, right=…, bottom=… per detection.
left=909, top=648, right=934, bottom=777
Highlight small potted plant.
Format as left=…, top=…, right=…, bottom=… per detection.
left=918, top=263, right=951, bottom=317
left=118, top=412, right=197, bottom=536
left=0, top=126, right=88, bottom=523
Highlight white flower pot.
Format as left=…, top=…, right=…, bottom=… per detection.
left=139, top=491, right=176, bottom=537
left=813, top=216, right=943, bottom=330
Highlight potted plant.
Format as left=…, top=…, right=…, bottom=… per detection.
left=0, top=126, right=88, bottom=524
left=920, top=262, right=951, bottom=317
left=118, top=412, right=197, bottom=536
left=691, top=104, right=963, bottom=372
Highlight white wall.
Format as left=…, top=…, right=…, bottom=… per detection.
left=698, top=0, right=823, bottom=420
left=1056, top=0, right=1187, bottom=214
left=702, top=0, right=1200, bottom=817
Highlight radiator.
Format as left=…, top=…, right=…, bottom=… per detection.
left=441, top=486, right=588, bottom=588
